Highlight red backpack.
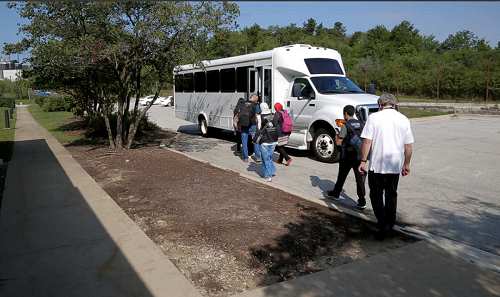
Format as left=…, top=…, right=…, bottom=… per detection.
left=280, top=110, right=293, bottom=133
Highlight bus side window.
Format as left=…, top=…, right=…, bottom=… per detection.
left=292, top=78, right=312, bottom=98
left=175, top=74, right=183, bottom=92
left=220, top=68, right=236, bottom=93
left=207, top=70, right=220, bottom=92
left=184, top=73, right=194, bottom=92
left=194, top=72, right=206, bottom=92
left=236, top=67, right=248, bottom=93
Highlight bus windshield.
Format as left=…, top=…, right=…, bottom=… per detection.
left=310, top=76, right=364, bottom=94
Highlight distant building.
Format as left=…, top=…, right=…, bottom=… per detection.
left=0, top=59, right=25, bottom=81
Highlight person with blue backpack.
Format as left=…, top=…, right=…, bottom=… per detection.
left=273, top=102, right=293, bottom=166
left=327, top=105, right=367, bottom=210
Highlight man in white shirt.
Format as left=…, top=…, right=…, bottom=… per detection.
left=358, top=93, right=414, bottom=239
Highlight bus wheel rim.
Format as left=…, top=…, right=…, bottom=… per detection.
left=316, top=134, right=334, bottom=158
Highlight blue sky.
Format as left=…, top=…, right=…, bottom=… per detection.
left=2, top=1, right=500, bottom=59
left=238, top=2, right=500, bottom=45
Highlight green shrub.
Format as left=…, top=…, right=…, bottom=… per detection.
left=85, top=113, right=159, bottom=139
left=34, top=96, right=46, bottom=107
left=0, top=97, right=15, bottom=108
left=40, top=96, right=75, bottom=112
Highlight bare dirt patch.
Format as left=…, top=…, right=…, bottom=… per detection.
left=69, top=145, right=416, bottom=297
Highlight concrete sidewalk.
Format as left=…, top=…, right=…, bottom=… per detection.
left=0, top=107, right=202, bottom=297
left=235, top=241, right=500, bottom=297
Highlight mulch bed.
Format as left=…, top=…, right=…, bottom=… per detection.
left=69, top=145, right=416, bottom=297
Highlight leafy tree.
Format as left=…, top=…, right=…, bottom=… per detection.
left=6, top=1, right=238, bottom=149
left=331, top=21, right=346, bottom=38
left=440, top=30, right=481, bottom=51
left=303, top=18, right=317, bottom=35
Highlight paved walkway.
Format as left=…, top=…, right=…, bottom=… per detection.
left=0, top=107, right=202, bottom=297
left=1, top=106, right=499, bottom=297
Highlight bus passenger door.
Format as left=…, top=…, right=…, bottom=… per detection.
left=247, top=68, right=257, bottom=100
left=262, top=66, right=272, bottom=109
left=287, top=78, right=316, bottom=130
left=255, top=66, right=272, bottom=109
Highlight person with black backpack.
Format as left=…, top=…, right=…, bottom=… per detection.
left=233, top=98, right=246, bottom=153
left=234, top=94, right=262, bottom=163
left=327, top=105, right=367, bottom=210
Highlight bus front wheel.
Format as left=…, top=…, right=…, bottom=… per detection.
left=198, top=117, right=209, bottom=137
left=311, top=128, right=340, bottom=163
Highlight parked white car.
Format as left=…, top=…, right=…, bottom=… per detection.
left=156, top=96, right=173, bottom=107
left=139, top=95, right=156, bottom=106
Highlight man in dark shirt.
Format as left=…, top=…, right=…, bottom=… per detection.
left=327, top=105, right=367, bottom=210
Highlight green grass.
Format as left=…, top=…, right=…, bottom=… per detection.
left=0, top=107, right=16, bottom=161
left=399, top=107, right=451, bottom=118
left=28, top=104, right=84, bottom=144
left=397, top=94, right=498, bottom=104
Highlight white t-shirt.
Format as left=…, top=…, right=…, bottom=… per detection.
left=361, top=108, right=414, bottom=174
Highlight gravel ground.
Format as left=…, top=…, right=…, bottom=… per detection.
left=69, top=144, right=416, bottom=297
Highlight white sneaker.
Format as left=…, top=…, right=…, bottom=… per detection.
left=265, top=177, right=272, bottom=182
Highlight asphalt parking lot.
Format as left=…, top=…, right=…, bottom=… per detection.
left=147, top=105, right=500, bottom=256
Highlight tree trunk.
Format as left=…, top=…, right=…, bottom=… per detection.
left=126, top=90, right=160, bottom=149
left=124, top=94, right=131, bottom=140
left=115, top=98, right=124, bottom=150
left=485, top=61, right=491, bottom=102
left=436, top=78, right=440, bottom=101
left=364, top=72, right=367, bottom=92
left=104, top=110, right=115, bottom=150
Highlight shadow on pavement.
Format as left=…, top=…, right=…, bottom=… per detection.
left=422, top=195, right=500, bottom=256
left=248, top=203, right=422, bottom=291
left=310, top=175, right=358, bottom=208
left=254, top=239, right=500, bottom=297
left=0, top=139, right=155, bottom=297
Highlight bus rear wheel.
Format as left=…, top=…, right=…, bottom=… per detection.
left=198, top=117, right=209, bottom=137
left=311, top=128, right=340, bottom=163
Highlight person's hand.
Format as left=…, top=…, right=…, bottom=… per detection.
left=401, top=164, right=410, bottom=176
left=335, top=135, right=343, bottom=146
left=358, top=161, right=367, bottom=175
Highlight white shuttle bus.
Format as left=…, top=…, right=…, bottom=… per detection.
left=174, top=44, right=379, bottom=162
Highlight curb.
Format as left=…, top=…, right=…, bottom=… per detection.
left=165, top=146, right=500, bottom=274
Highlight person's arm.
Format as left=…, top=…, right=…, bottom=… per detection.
left=358, top=138, right=372, bottom=174
left=358, top=117, right=374, bottom=174
left=335, top=125, right=347, bottom=146
left=402, top=121, right=414, bottom=176
left=256, top=114, right=262, bottom=129
left=402, top=143, right=413, bottom=176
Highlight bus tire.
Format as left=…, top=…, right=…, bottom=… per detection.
left=199, top=117, right=209, bottom=137
left=311, top=128, right=340, bottom=163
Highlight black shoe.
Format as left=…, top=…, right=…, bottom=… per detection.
left=251, top=155, right=262, bottom=163
left=326, top=191, right=344, bottom=201
left=356, top=198, right=367, bottom=210
left=375, top=230, right=386, bottom=241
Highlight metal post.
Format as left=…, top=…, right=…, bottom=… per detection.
left=10, top=108, right=14, bottom=119
left=4, top=110, right=10, bottom=129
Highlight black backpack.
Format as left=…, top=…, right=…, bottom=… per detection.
left=344, top=120, right=364, bottom=159
left=238, top=102, right=254, bottom=128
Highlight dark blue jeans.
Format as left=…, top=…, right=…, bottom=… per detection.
left=241, top=125, right=261, bottom=161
